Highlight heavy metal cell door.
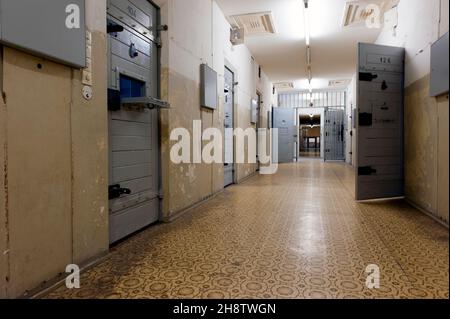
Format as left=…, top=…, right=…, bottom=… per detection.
left=273, top=108, right=296, bottom=163
left=356, top=43, right=405, bottom=201
left=324, top=108, right=345, bottom=161
left=107, top=0, right=160, bottom=244
left=224, top=67, right=234, bottom=187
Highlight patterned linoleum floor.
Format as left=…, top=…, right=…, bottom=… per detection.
left=44, top=161, right=449, bottom=299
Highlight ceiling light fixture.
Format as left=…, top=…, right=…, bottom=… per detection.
left=303, top=0, right=311, bottom=46
left=303, top=0, right=312, bottom=95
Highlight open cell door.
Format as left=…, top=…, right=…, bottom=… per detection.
left=356, top=43, right=405, bottom=201
left=273, top=108, right=296, bottom=163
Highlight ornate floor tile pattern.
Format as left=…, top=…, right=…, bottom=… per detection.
left=44, top=160, right=449, bottom=299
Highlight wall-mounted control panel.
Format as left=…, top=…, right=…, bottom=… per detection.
left=0, top=0, right=86, bottom=68
left=200, top=63, right=218, bottom=110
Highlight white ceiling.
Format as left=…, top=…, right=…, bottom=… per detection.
left=216, top=0, right=383, bottom=90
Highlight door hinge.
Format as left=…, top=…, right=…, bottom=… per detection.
left=157, top=25, right=169, bottom=32
left=156, top=37, right=162, bottom=48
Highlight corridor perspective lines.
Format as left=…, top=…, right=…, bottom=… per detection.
left=45, top=161, right=449, bottom=299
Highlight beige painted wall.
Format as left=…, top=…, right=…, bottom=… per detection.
left=437, top=94, right=449, bottom=223
left=0, top=0, right=108, bottom=298
left=376, top=0, right=449, bottom=224
left=4, top=47, right=73, bottom=298
left=155, top=0, right=273, bottom=220
left=0, top=46, right=7, bottom=297
left=71, top=2, right=109, bottom=266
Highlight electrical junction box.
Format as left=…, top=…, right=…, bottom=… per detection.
left=430, top=32, right=449, bottom=97
left=200, top=63, right=218, bottom=110
left=0, top=0, right=86, bottom=68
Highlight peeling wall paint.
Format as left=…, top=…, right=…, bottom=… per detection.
left=4, top=47, right=73, bottom=298
left=437, top=94, right=449, bottom=223
left=155, top=0, right=274, bottom=220
left=70, top=0, right=108, bottom=267
left=376, top=0, right=449, bottom=224
left=0, top=45, right=8, bottom=298
left=0, top=0, right=109, bottom=298
left=404, top=76, right=439, bottom=214
left=71, top=28, right=109, bottom=265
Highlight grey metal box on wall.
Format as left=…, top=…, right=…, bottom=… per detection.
left=430, top=32, right=449, bottom=97
left=200, top=63, right=218, bottom=110
left=0, top=0, right=86, bottom=68
left=251, top=98, right=258, bottom=124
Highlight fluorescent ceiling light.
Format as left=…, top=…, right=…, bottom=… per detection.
left=304, top=6, right=310, bottom=46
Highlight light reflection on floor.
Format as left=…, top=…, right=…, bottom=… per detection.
left=45, top=161, right=449, bottom=299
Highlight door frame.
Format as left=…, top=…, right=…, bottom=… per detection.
left=106, top=0, right=163, bottom=244
left=256, top=90, right=263, bottom=171
left=224, top=61, right=238, bottom=186
left=324, top=107, right=346, bottom=162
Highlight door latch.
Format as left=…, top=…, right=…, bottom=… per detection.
left=109, top=184, right=131, bottom=200
left=129, top=43, right=139, bottom=58
left=358, top=166, right=377, bottom=176
left=359, top=72, right=378, bottom=82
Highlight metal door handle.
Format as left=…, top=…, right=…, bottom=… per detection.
left=109, top=184, right=131, bottom=200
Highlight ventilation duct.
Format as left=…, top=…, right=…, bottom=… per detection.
left=228, top=11, right=276, bottom=36
left=274, top=82, right=294, bottom=90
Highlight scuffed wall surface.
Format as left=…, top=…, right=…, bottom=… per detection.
left=3, top=48, right=73, bottom=297
left=71, top=0, right=108, bottom=264
left=404, top=77, right=448, bottom=224
left=404, top=76, right=439, bottom=214
left=376, top=0, right=449, bottom=224
left=166, top=70, right=214, bottom=215
left=437, top=95, right=449, bottom=223
left=156, top=0, right=273, bottom=219
left=0, top=46, right=7, bottom=298
left=376, top=0, right=441, bottom=86
left=0, top=0, right=109, bottom=297
left=157, top=0, right=216, bottom=218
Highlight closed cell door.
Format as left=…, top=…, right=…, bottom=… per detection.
left=224, top=67, right=234, bottom=187
left=256, top=93, right=262, bottom=170
left=107, top=0, right=160, bottom=244
left=356, top=43, right=405, bottom=201
left=273, top=108, right=296, bottom=163
left=324, top=108, right=345, bottom=161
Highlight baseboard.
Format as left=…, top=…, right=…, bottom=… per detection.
left=406, top=199, right=449, bottom=229
left=163, top=189, right=225, bottom=223
left=236, top=171, right=258, bottom=184
left=27, top=250, right=109, bottom=299
left=164, top=171, right=259, bottom=223
left=27, top=172, right=260, bottom=298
